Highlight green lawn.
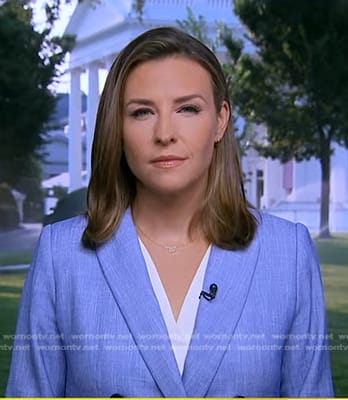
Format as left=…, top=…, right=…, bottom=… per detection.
left=315, top=235, right=348, bottom=397
left=0, top=236, right=347, bottom=396
left=0, top=271, right=27, bottom=396
left=0, top=250, right=33, bottom=266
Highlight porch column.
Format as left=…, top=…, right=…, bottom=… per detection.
left=86, top=62, right=100, bottom=183
left=68, top=68, right=82, bottom=192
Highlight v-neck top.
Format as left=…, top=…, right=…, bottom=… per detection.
left=139, top=238, right=211, bottom=375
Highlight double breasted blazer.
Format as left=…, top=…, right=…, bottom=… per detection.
left=6, top=209, right=334, bottom=397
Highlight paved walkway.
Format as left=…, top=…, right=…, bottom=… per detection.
left=0, top=223, right=42, bottom=272
left=0, top=223, right=42, bottom=252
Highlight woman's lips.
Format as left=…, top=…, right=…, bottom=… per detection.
left=150, top=155, right=186, bottom=169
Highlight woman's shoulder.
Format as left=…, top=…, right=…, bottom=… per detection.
left=255, top=210, right=311, bottom=242
left=256, top=210, right=303, bottom=229
left=42, top=215, right=88, bottom=244
left=250, top=211, right=316, bottom=272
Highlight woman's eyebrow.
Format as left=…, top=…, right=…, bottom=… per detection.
left=125, top=98, right=154, bottom=107
left=173, top=94, right=207, bottom=104
left=125, top=94, right=206, bottom=107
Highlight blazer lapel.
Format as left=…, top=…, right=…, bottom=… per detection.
left=182, top=238, right=260, bottom=397
left=96, top=209, right=187, bottom=397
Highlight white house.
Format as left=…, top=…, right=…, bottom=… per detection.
left=41, top=93, right=87, bottom=181
left=242, top=142, right=348, bottom=233
left=64, top=0, right=348, bottom=232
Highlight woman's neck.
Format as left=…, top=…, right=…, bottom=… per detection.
left=132, top=190, right=204, bottom=243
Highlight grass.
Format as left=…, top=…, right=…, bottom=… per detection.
left=314, top=235, right=348, bottom=397
left=0, top=237, right=347, bottom=396
left=0, top=250, right=33, bottom=266
left=0, top=271, right=27, bottom=396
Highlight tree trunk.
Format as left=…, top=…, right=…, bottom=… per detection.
left=318, top=140, right=331, bottom=238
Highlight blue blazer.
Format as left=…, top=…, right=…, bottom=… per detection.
left=6, top=209, right=334, bottom=397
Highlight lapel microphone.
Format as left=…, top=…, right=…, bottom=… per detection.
left=199, top=283, right=218, bottom=301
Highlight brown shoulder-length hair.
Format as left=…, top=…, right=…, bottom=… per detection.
left=82, top=26, right=257, bottom=249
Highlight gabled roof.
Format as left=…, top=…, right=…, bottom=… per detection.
left=65, top=0, right=240, bottom=68
left=65, top=0, right=238, bottom=41
left=65, top=0, right=132, bottom=42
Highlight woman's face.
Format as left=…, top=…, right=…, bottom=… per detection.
left=122, top=56, right=229, bottom=199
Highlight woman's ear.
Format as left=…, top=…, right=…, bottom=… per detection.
left=216, top=101, right=230, bottom=142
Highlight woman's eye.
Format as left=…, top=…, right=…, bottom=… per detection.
left=178, top=105, right=201, bottom=114
left=130, top=108, right=153, bottom=119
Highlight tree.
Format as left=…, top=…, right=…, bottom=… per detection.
left=0, top=0, right=74, bottom=217
left=177, top=6, right=219, bottom=51
left=132, top=0, right=145, bottom=19
left=228, top=0, right=348, bottom=237
left=132, top=0, right=145, bottom=20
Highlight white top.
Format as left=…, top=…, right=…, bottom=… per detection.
left=139, top=239, right=211, bottom=375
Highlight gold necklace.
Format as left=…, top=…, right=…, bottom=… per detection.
left=136, top=224, right=190, bottom=254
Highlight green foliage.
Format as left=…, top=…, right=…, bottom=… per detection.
left=132, top=0, right=145, bottom=20
left=232, top=0, right=348, bottom=157
left=0, top=0, right=74, bottom=189
left=177, top=7, right=216, bottom=51
left=0, top=183, right=17, bottom=208
left=0, top=156, right=44, bottom=222
left=7, top=156, right=42, bottom=200
left=229, top=0, right=348, bottom=236
left=0, top=183, right=19, bottom=229
left=177, top=6, right=239, bottom=55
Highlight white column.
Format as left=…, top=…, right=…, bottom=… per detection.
left=68, top=68, right=82, bottom=192
left=86, top=63, right=100, bottom=183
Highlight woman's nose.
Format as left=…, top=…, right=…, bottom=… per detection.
left=153, top=113, right=177, bottom=145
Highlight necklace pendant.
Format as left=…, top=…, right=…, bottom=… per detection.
left=165, top=245, right=177, bottom=253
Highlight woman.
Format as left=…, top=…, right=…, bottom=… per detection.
left=6, top=27, right=334, bottom=397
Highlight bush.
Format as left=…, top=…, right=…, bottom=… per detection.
left=0, top=183, right=19, bottom=230
left=43, top=187, right=87, bottom=225
left=0, top=206, right=20, bottom=230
